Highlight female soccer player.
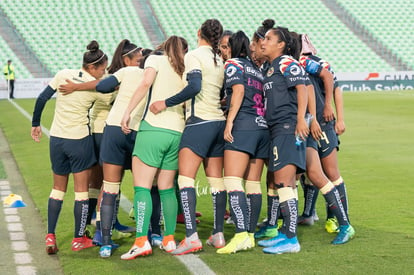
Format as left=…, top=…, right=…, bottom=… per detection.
left=256, top=27, right=309, bottom=254
left=219, top=30, right=233, bottom=62
left=150, top=19, right=226, bottom=255
left=120, top=36, right=188, bottom=260
left=216, top=30, right=269, bottom=254
left=249, top=19, right=283, bottom=240
left=298, top=34, right=354, bottom=240
left=93, top=41, right=145, bottom=257
left=59, top=40, right=142, bottom=245
left=31, top=40, right=108, bottom=254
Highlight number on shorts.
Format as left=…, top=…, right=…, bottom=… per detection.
left=273, top=145, right=279, bottom=162
left=317, top=131, right=330, bottom=147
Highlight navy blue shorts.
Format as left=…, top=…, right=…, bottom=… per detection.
left=50, top=135, right=96, bottom=175
left=268, top=134, right=306, bottom=174
left=225, top=129, right=270, bottom=159
left=100, top=125, right=137, bottom=170
left=93, top=132, right=103, bottom=159
left=317, top=128, right=339, bottom=158
left=180, top=121, right=225, bottom=158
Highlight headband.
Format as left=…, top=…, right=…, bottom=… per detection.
left=122, top=46, right=140, bottom=57
left=87, top=53, right=106, bottom=65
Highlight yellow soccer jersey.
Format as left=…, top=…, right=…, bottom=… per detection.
left=106, top=66, right=145, bottom=131
left=90, top=91, right=115, bottom=134
left=183, top=46, right=225, bottom=122
left=143, top=55, right=185, bottom=133
left=49, top=69, right=100, bottom=139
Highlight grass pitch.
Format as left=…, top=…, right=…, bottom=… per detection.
left=0, top=90, right=413, bottom=274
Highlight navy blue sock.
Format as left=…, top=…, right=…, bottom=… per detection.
left=101, top=192, right=117, bottom=245
left=303, top=184, right=319, bottom=217
left=228, top=191, right=248, bottom=233
left=179, top=188, right=197, bottom=237
left=74, top=200, right=89, bottom=238
left=150, top=186, right=162, bottom=235
left=267, top=195, right=279, bottom=227
left=247, top=194, right=262, bottom=233
left=212, top=191, right=227, bottom=234
left=47, top=198, right=63, bottom=234
left=323, top=188, right=348, bottom=226
left=279, top=199, right=298, bottom=238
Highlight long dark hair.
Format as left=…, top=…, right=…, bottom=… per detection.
left=229, top=31, right=251, bottom=59
left=268, top=26, right=298, bottom=57
left=200, top=19, right=223, bottom=66
left=82, top=40, right=107, bottom=69
left=108, top=39, right=141, bottom=73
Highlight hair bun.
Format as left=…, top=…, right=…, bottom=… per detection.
left=87, top=40, right=100, bottom=52
left=262, top=19, right=275, bottom=29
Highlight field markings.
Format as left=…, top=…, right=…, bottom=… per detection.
left=1, top=180, right=37, bottom=275
left=10, top=99, right=216, bottom=275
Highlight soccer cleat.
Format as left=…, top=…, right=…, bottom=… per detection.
left=325, top=218, right=339, bottom=233
left=262, top=236, right=301, bottom=254
left=332, top=225, right=355, bottom=245
left=92, top=230, right=102, bottom=246
left=121, top=237, right=152, bottom=260
left=99, top=245, right=112, bottom=258
left=160, top=235, right=176, bottom=253
left=206, top=232, right=226, bottom=248
left=71, top=236, right=95, bottom=251
left=176, top=213, right=200, bottom=224
left=216, top=232, right=252, bottom=254
left=114, top=221, right=135, bottom=233
left=171, top=233, right=202, bottom=255
left=196, top=212, right=202, bottom=217
left=254, top=225, right=278, bottom=239
left=249, top=233, right=255, bottom=248
left=112, top=229, right=132, bottom=240
left=258, top=232, right=287, bottom=247
left=45, top=233, right=58, bottom=254
left=297, top=215, right=314, bottom=226
left=150, top=233, right=163, bottom=247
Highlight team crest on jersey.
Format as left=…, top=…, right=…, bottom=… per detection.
left=267, top=67, right=274, bottom=77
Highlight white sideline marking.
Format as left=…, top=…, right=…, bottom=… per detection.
left=6, top=215, right=21, bottom=222
left=7, top=223, right=23, bottom=231
left=10, top=232, right=26, bottom=241
left=14, top=252, right=33, bottom=265
left=11, top=99, right=216, bottom=275
left=11, top=241, right=29, bottom=251
left=16, top=266, right=37, bottom=275
left=1, top=179, right=36, bottom=273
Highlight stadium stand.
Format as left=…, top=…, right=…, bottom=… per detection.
left=1, top=0, right=410, bottom=77
left=0, top=0, right=153, bottom=75
left=149, top=0, right=395, bottom=72
left=335, top=0, right=414, bottom=69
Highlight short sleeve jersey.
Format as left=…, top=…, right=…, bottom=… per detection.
left=183, top=46, right=225, bottom=124
left=48, top=69, right=100, bottom=139
left=90, top=88, right=115, bottom=134
left=263, top=55, right=307, bottom=133
left=143, top=55, right=185, bottom=133
left=300, top=55, right=335, bottom=129
left=106, top=66, right=145, bottom=131
left=308, top=55, right=339, bottom=89
left=224, top=57, right=267, bottom=130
